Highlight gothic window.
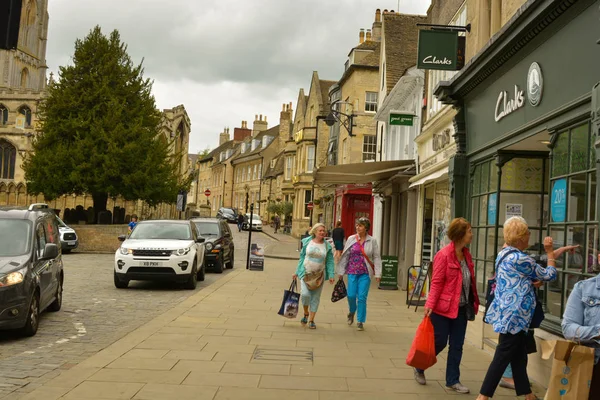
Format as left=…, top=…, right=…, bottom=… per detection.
left=0, top=104, right=7, bottom=125
left=18, top=105, right=32, bottom=127
left=0, top=140, right=17, bottom=180
left=20, top=68, right=28, bottom=89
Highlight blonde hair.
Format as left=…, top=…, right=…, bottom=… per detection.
left=503, top=216, right=529, bottom=246
left=309, top=223, right=326, bottom=237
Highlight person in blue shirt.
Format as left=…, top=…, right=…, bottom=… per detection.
left=128, top=215, right=138, bottom=235
left=477, top=217, right=558, bottom=400
left=562, top=253, right=600, bottom=399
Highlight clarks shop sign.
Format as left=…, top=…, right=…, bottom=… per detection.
left=417, top=30, right=465, bottom=71
left=494, top=62, right=543, bottom=122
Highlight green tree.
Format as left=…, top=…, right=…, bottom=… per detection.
left=198, top=146, right=211, bottom=158
left=281, top=201, right=293, bottom=217
left=266, top=201, right=283, bottom=216
left=23, top=26, right=189, bottom=218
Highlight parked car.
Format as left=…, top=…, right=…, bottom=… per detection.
left=191, top=218, right=234, bottom=273
left=55, top=215, right=78, bottom=253
left=114, top=220, right=205, bottom=290
left=0, top=205, right=63, bottom=337
left=216, top=207, right=237, bottom=223
left=243, top=213, right=263, bottom=231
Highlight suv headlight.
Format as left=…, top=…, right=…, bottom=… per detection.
left=120, top=247, right=133, bottom=255
left=205, top=242, right=214, bottom=251
left=172, top=247, right=191, bottom=256
left=0, top=267, right=26, bottom=287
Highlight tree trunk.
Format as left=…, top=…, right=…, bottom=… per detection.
left=92, top=192, right=108, bottom=224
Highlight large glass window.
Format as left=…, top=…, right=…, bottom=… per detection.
left=306, top=145, right=315, bottom=173
left=547, top=122, right=597, bottom=329
left=304, top=190, right=312, bottom=218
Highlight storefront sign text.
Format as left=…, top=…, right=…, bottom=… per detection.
left=495, top=86, right=525, bottom=122
left=390, top=113, right=414, bottom=126
left=379, top=256, right=399, bottom=290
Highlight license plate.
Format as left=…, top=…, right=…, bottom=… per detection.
left=142, top=261, right=161, bottom=267
left=68, top=241, right=76, bottom=246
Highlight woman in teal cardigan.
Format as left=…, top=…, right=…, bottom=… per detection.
left=293, top=223, right=335, bottom=329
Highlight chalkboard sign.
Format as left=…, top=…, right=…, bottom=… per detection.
left=249, top=243, right=264, bottom=271
left=378, top=256, right=399, bottom=290
left=407, top=261, right=430, bottom=308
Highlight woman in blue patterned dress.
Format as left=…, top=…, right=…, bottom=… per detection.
left=477, top=217, right=558, bottom=400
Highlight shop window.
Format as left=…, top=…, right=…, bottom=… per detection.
left=304, top=190, right=312, bottom=218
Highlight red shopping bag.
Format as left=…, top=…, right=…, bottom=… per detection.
left=406, top=316, right=437, bottom=370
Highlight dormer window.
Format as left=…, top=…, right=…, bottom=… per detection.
left=251, top=139, right=259, bottom=151
left=262, top=136, right=273, bottom=148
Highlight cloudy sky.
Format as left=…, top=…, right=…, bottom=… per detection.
left=46, top=0, right=431, bottom=153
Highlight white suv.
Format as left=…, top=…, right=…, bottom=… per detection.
left=114, top=220, right=205, bottom=290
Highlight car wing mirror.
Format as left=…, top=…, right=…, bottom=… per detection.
left=196, top=237, right=206, bottom=243
left=118, top=235, right=127, bottom=242
left=42, top=243, right=59, bottom=260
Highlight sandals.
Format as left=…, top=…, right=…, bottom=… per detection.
left=309, top=321, right=316, bottom=329
left=301, top=314, right=309, bottom=325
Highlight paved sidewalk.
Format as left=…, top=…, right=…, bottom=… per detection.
left=14, top=258, right=544, bottom=400
left=261, top=225, right=300, bottom=261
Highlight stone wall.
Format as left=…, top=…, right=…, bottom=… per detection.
left=72, top=225, right=128, bottom=253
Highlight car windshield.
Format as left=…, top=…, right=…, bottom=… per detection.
left=246, top=214, right=261, bottom=221
left=194, top=222, right=220, bottom=237
left=221, top=209, right=235, bottom=215
left=55, top=215, right=68, bottom=228
left=128, top=223, right=192, bottom=240
left=0, top=219, right=32, bottom=256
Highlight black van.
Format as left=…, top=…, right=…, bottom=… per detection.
left=0, top=205, right=63, bottom=336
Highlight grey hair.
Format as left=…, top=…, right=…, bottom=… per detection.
left=504, top=216, right=527, bottom=228
left=309, top=223, right=327, bottom=237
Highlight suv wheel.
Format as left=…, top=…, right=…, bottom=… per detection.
left=226, top=252, right=234, bottom=269
left=47, top=275, right=63, bottom=312
left=62, top=249, right=71, bottom=254
left=197, top=261, right=206, bottom=282
left=114, top=271, right=129, bottom=289
left=214, top=255, right=224, bottom=274
left=20, top=292, right=40, bottom=337
left=185, top=261, right=198, bottom=290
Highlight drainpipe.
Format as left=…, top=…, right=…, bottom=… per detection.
left=222, top=163, right=226, bottom=208
left=258, top=153, right=264, bottom=216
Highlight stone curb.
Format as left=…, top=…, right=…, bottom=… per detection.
left=264, top=253, right=299, bottom=261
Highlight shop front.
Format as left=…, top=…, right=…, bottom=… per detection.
left=436, top=0, right=600, bottom=385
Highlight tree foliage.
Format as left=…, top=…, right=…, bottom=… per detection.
left=23, top=26, right=188, bottom=214
left=266, top=201, right=283, bottom=216
left=281, top=201, right=293, bottom=217
left=198, top=146, right=211, bottom=158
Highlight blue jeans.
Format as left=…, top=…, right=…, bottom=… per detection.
left=347, top=273, right=371, bottom=323
left=503, top=364, right=513, bottom=378
left=416, top=307, right=468, bottom=387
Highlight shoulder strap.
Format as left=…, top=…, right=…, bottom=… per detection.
left=356, top=234, right=375, bottom=272
left=495, top=249, right=519, bottom=271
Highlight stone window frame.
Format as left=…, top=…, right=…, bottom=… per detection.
left=362, top=135, right=377, bottom=162
left=365, top=92, right=378, bottom=113
left=0, top=139, right=17, bottom=180
left=0, top=104, right=7, bottom=125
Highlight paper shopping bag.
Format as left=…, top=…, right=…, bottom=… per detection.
left=544, top=340, right=595, bottom=400
left=406, top=316, right=437, bottom=370
left=277, top=279, right=300, bottom=319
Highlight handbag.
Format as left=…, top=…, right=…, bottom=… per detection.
left=331, top=279, right=347, bottom=302
left=277, top=279, right=300, bottom=319
left=530, top=296, right=545, bottom=328
left=545, top=340, right=594, bottom=399
left=465, top=288, right=476, bottom=321
left=303, top=270, right=324, bottom=290
left=405, top=316, right=437, bottom=370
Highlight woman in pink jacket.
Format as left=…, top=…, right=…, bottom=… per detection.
left=413, top=217, right=479, bottom=395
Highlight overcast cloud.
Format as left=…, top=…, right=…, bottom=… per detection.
left=47, top=0, right=431, bottom=153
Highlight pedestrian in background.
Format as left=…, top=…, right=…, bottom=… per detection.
left=477, top=217, right=558, bottom=400
left=332, top=220, right=345, bottom=260
left=414, top=217, right=478, bottom=395
left=128, top=214, right=138, bottom=235
left=293, top=223, right=335, bottom=329
left=237, top=213, right=244, bottom=232
left=337, top=217, right=381, bottom=331
left=274, top=214, right=281, bottom=234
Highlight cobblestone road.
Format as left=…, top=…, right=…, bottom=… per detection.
left=0, top=226, right=275, bottom=399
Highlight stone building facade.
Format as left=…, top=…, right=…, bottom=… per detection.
left=0, top=0, right=193, bottom=223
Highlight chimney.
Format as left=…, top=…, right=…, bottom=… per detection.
left=252, top=113, right=268, bottom=137
left=359, top=28, right=365, bottom=44
left=219, top=127, right=230, bottom=146
left=279, top=101, right=293, bottom=151
left=366, top=29, right=372, bottom=41
left=372, top=9, right=382, bottom=42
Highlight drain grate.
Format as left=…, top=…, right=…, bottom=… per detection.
left=252, top=347, right=313, bottom=363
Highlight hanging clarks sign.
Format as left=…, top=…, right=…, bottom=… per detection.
left=417, top=30, right=465, bottom=71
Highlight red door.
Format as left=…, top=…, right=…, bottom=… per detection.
left=342, top=194, right=373, bottom=236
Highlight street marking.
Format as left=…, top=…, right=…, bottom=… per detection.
left=21, top=322, right=87, bottom=356
left=74, top=322, right=86, bottom=336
